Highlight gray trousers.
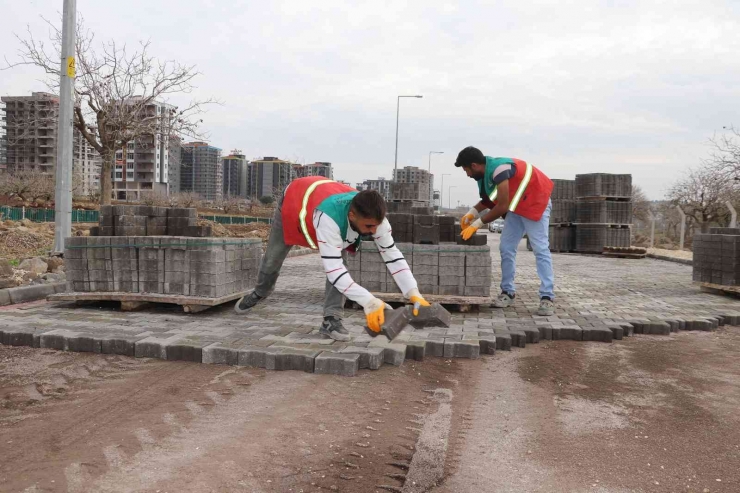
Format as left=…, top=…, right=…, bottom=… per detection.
left=253, top=198, right=345, bottom=319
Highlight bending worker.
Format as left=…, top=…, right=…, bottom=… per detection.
left=234, top=176, right=430, bottom=341
left=455, top=146, right=556, bottom=317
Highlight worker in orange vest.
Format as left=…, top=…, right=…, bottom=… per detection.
left=456, top=146, right=556, bottom=316
left=235, top=176, right=430, bottom=340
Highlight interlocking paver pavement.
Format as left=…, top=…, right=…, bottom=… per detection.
left=1, top=236, right=740, bottom=375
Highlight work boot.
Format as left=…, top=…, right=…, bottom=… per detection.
left=536, top=297, right=555, bottom=316
left=319, top=316, right=351, bottom=342
left=491, top=291, right=515, bottom=308
left=234, top=291, right=264, bottom=314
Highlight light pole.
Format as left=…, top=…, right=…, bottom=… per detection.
left=52, top=0, right=76, bottom=255
left=393, top=95, right=423, bottom=178
left=428, top=151, right=443, bottom=172
left=448, top=186, right=456, bottom=209
left=441, top=173, right=450, bottom=211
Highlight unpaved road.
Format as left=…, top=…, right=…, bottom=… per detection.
left=2, top=326, right=740, bottom=493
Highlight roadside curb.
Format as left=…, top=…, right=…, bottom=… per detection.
left=287, top=247, right=316, bottom=258
left=647, top=254, right=692, bottom=266
left=0, top=282, right=66, bottom=307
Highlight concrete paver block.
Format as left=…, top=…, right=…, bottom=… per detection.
left=404, top=340, right=425, bottom=361
left=443, top=339, right=480, bottom=359
left=314, top=351, right=360, bottom=376
left=339, top=346, right=384, bottom=370
left=409, top=303, right=451, bottom=329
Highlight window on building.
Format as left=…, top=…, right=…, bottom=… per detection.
left=127, top=153, right=134, bottom=160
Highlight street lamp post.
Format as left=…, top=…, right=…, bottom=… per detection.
left=428, top=151, right=443, bottom=172
left=448, top=186, right=456, bottom=209
left=393, top=95, right=423, bottom=178
left=441, top=173, right=450, bottom=211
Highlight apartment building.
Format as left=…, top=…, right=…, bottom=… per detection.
left=1, top=92, right=60, bottom=174
left=248, top=157, right=294, bottom=199
left=392, top=166, right=434, bottom=203
left=295, top=161, right=333, bottom=180
left=168, top=136, right=182, bottom=195
left=74, top=130, right=102, bottom=197
left=180, top=141, right=223, bottom=201
left=357, top=177, right=392, bottom=200
left=222, top=150, right=249, bottom=198
left=112, top=99, right=177, bottom=201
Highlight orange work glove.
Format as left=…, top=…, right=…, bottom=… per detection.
left=364, top=297, right=389, bottom=334
left=460, top=207, right=479, bottom=230
left=462, top=218, right=483, bottom=240
left=406, top=288, right=431, bottom=316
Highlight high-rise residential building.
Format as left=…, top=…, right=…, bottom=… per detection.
left=168, top=136, right=182, bottom=195
left=180, top=141, right=223, bottom=201
left=112, top=99, right=178, bottom=200
left=74, top=130, right=102, bottom=197
left=295, top=162, right=333, bottom=180
left=222, top=150, right=249, bottom=198
left=248, top=157, right=294, bottom=199
left=1, top=92, right=103, bottom=195
left=357, top=177, right=392, bottom=200
left=392, top=166, right=434, bottom=203
left=1, top=92, right=60, bottom=174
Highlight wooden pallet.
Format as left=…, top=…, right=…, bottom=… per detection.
left=577, top=196, right=632, bottom=202
left=697, top=282, right=740, bottom=298
left=602, top=252, right=646, bottom=259
left=371, top=292, right=491, bottom=312
left=48, top=290, right=248, bottom=313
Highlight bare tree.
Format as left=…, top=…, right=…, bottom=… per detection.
left=0, top=169, right=55, bottom=205
left=666, top=167, right=732, bottom=233
left=169, top=191, right=201, bottom=208
left=4, top=15, right=215, bottom=205
left=632, top=185, right=650, bottom=222
left=708, top=126, right=740, bottom=180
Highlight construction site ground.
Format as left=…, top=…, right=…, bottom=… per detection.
left=1, top=233, right=739, bottom=492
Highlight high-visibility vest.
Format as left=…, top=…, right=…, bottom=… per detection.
left=282, top=177, right=358, bottom=249
left=477, top=157, right=553, bottom=222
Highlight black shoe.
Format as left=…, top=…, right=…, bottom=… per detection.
left=234, top=291, right=264, bottom=314
left=319, top=317, right=351, bottom=342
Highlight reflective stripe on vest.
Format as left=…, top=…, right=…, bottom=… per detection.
left=299, top=179, right=334, bottom=249
left=488, top=161, right=533, bottom=213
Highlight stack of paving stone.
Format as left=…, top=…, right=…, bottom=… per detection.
left=345, top=242, right=491, bottom=297
left=92, top=205, right=211, bottom=238
left=574, top=173, right=632, bottom=253
left=65, top=236, right=262, bottom=297
left=549, top=179, right=577, bottom=252
left=386, top=213, right=480, bottom=245
left=692, top=229, right=740, bottom=285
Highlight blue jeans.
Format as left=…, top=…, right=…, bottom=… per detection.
left=499, top=200, right=555, bottom=300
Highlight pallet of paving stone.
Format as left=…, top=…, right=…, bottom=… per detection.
left=697, top=282, right=740, bottom=299
left=575, top=173, right=632, bottom=198
left=575, top=224, right=631, bottom=253
left=355, top=292, right=491, bottom=313
left=48, top=289, right=248, bottom=313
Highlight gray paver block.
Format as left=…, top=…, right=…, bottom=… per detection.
left=478, top=334, right=496, bottom=355
left=508, top=330, right=527, bottom=347
left=339, top=346, right=384, bottom=370
left=237, top=346, right=282, bottom=368
left=134, top=337, right=168, bottom=359
left=202, top=343, right=238, bottom=365
left=266, top=347, right=320, bottom=372
left=644, top=322, right=671, bottom=336
left=409, top=303, right=451, bottom=329
left=425, top=338, right=445, bottom=357
left=8, top=284, right=57, bottom=304
left=443, top=339, right=480, bottom=359
left=557, top=327, right=583, bottom=341
left=314, top=351, right=360, bottom=376
left=494, top=333, right=512, bottom=351
left=608, top=325, right=624, bottom=340
left=39, top=330, right=66, bottom=351
left=581, top=328, right=613, bottom=343
left=522, top=327, right=540, bottom=344
left=404, top=340, right=425, bottom=361
left=101, top=336, right=149, bottom=357
left=0, top=288, right=11, bottom=306
left=1, top=328, right=44, bottom=348
left=537, top=326, right=553, bottom=340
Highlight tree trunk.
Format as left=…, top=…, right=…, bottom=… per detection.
left=100, top=150, right=115, bottom=206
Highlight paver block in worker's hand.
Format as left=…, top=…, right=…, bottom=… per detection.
left=409, top=303, right=451, bottom=329
left=315, top=351, right=360, bottom=376
left=365, top=306, right=411, bottom=340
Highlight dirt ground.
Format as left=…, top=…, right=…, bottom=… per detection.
left=1, top=326, right=739, bottom=492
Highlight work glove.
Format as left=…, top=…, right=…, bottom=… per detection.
left=460, top=207, right=479, bottom=230
left=462, top=218, right=484, bottom=240
left=406, top=288, right=431, bottom=316
left=364, top=297, right=392, bottom=334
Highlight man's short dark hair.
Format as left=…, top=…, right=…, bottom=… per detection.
left=351, top=190, right=386, bottom=222
left=454, top=146, right=485, bottom=168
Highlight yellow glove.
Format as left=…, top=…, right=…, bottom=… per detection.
left=406, top=288, right=431, bottom=316
left=462, top=218, right=483, bottom=240
left=460, top=207, right=479, bottom=230
left=364, top=297, right=389, bottom=334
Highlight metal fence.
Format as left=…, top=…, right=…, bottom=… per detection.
left=0, top=206, right=271, bottom=226
left=0, top=206, right=99, bottom=223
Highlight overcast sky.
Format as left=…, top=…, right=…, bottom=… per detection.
left=2, top=0, right=739, bottom=206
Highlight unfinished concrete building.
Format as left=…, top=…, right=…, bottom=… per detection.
left=222, top=150, right=249, bottom=198
left=357, top=177, right=392, bottom=200
left=392, top=166, right=434, bottom=204
left=180, top=141, right=223, bottom=202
